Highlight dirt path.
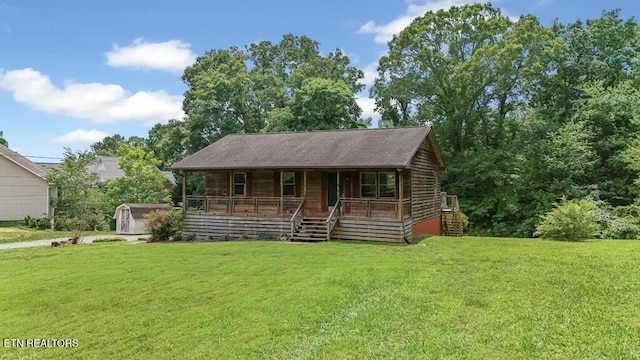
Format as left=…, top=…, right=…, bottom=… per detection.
left=0, top=234, right=149, bottom=250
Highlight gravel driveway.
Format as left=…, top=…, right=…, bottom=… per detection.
left=0, top=234, right=149, bottom=250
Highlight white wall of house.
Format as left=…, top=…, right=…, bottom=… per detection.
left=0, top=156, right=50, bottom=221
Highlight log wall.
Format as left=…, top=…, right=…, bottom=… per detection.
left=331, top=218, right=406, bottom=243
left=410, top=139, right=441, bottom=224
left=184, top=213, right=290, bottom=239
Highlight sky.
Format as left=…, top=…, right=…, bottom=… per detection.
left=0, top=0, right=638, bottom=162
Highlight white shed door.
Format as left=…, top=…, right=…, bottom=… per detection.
left=120, top=208, right=131, bottom=233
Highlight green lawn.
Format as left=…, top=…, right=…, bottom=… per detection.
left=0, top=237, right=639, bottom=359
left=0, top=228, right=114, bottom=244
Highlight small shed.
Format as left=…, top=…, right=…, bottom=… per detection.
left=113, top=203, right=170, bottom=235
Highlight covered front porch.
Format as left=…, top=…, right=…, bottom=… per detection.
left=181, top=169, right=413, bottom=241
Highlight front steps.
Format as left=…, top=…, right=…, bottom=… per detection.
left=291, top=217, right=328, bottom=241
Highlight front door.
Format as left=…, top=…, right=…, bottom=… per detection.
left=327, top=172, right=338, bottom=207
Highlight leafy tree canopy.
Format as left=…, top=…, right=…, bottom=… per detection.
left=182, top=34, right=368, bottom=152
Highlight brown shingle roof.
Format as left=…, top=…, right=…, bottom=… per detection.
left=0, top=144, right=48, bottom=179
left=172, top=127, right=440, bottom=170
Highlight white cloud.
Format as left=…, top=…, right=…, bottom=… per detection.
left=357, top=96, right=378, bottom=118
left=358, top=61, right=379, bottom=87
left=105, top=38, right=197, bottom=72
left=359, top=0, right=517, bottom=43
left=0, top=68, right=184, bottom=124
left=53, top=129, right=110, bottom=144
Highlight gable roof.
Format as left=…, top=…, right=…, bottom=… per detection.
left=89, top=156, right=125, bottom=181
left=0, top=144, right=48, bottom=179
left=89, top=156, right=176, bottom=185
left=172, top=127, right=445, bottom=171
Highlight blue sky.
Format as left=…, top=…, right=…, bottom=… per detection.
left=1, top=0, right=638, bottom=162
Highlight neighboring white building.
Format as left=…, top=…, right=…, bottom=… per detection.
left=0, top=144, right=54, bottom=221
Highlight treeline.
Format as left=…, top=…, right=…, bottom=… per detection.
left=89, top=4, right=640, bottom=238
left=371, top=4, right=640, bottom=237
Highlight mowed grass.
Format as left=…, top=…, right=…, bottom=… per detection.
left=0, top=237, right=639, bottom=359
left=0, top=227, right=114, bottom=244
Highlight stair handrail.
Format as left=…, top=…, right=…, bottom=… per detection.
left=290, top=199, right=305, bottom=237
left=326, top=199, right=341, bottom=240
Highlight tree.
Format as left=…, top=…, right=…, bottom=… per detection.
left=147, top=119, right=188, bottom=170
left=182, top=34, right=366, bottom=153
left=373, top=4, right=551, bottom=153
left=287, top=78, right=368, bottom=130
left=46, top=149, right=108, bottom=236
left=105, top=145, right=170, bottom=206
left=91, top=134, right=150, bottom=156
left=91, top=134, right=127, bottom=155
left=0, top=131, right=7, bottom=147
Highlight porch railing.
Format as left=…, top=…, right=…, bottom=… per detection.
left=441, top=193, right=459, bottom=212
left=341, top=197, right=411, bottom=219
left=290, top=199, right=305, bottom=236
left=326, top=199, right=341, bottom=240
left=185, top=196, right=304, bottom=215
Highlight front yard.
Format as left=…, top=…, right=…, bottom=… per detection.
left=0, top=237, right=638, bottom=359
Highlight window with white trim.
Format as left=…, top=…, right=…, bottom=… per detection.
left=233, top=172, right=246, bottom=196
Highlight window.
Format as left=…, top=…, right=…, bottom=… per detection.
left=360, top=171, right=396, bottom=198
left=233, top=172, right=246, bottom=196
left=378, top=172, right=396, bottom=198
left=360, top=172, right=377, bottom=197
left=283, top=172, right=295, bottom=196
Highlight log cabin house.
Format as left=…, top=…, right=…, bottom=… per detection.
left=172, top=126, right=457, bottom=242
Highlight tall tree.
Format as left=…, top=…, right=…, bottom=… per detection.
left=91, top=134, right=150, bottom=156
left=46, top=149, right=108, bottom=233
left=372, top=4, right=552, bottom=235
left=147, top=119, right=188, bottom=170
left=91, top=134, right=127, bottom=156
left=105, top=145, right=171, bottom=206
left=0, top=131, right=7, bottom=147
left=373, top=4, right=550, bottom=153
left=182, top=34, right=366, bottom=153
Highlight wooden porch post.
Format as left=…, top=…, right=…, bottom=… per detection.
left=303, top=170, right=307, bottom=197
left=280, top=170, right=284, bottom=215
left=182, top=171, right=187, bottom=214
left=398, top=170, right=404, bottom=221
left=336, top=170, right=340, bottom=205
left=229, top=171, right=233, bottom=213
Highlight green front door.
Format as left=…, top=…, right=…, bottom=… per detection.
left=327, top=172, right=338, bottom=207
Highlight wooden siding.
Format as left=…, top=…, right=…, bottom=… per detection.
left=204, top=171, right=228, bottom=196
left=331, top=218, right=405, bottom=243
left=184, top=213, right=289, bottom=239
left=410, top=139, right=440, bottom=223
left=305, top=171, right=324, bottom=215
left=251, top=170, right=274, bottom=197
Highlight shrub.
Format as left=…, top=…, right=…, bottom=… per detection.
left=35, top=217, right=50, bottom=230
left=594, top=204, right=640, bottom=239
left=23, top=215, right=36, bottom=229
left=184, top=233, right=196, bottom=242
left=535, top=198, right=599, bottom=241
left=144, top=209, right=183, bottom=242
